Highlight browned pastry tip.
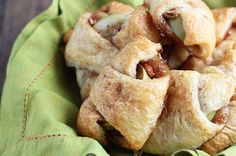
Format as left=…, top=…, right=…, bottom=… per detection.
left=77, top=98, right=107, bottom=145
left=181, top=56, right=206, bottom=72
left=111, top=36, right=164, bottom=77
left=201, top=102, right=236, bottom=155
left=147, top=0, right=216, bottom=61
left=113, top=5, right=160, bottom=49
left=65, top=12, right=119, bottom=73
left=143, top=68, right=235, bottom=155
left=141, top=53, right=169, bottom=78
left=90, top=67, right=169, bottom=151
left=63, top=29, right=74, bottom=44
left=88, top=36, right=170, bottom=151
left=213, top=8, right=236, bottom=44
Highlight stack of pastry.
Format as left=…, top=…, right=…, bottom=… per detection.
left=64, top=0, right=236, bottom=155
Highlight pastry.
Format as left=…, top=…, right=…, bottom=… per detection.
left=65, top=1, right=134, bottom=72
left=213, top=8, right=236, bottom=44
left=143, top=39, right=236, bottom=154
left=143, top=69, right=234, bottom=155
left=147, top=0, right=216, bottom=69
left=112, top=5, right=160, bottom=49
left=210, top=8, right=236, bottom=66
left=65, top=2, right=134, bottom=99
left=65, top=12, right=120, bottom=73
left=77, top=98, right=107, bottom=145
left=78, top=36, right=170, bottom=151
left=200, top=98, right=236, bottom=155
left=182, top=7, right=236, bottom=73
left=63, top=1, right=236, bottom=155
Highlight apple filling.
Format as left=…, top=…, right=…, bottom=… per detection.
left=136, top=54, right=169, bottom=79
left=209, top=106, right=229, bottom=125
left=206, top=106, right=229, bottom=125
left=158, top=9, right=203, bottom=69
left=93, top=13, right=130, bottom=40
left=97, top=119, right=130, bottom=149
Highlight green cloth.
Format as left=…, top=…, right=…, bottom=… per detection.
left=0, top=0, right=236, bottom=156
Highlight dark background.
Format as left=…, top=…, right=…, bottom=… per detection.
left=0, top=0, right=51, bottom=96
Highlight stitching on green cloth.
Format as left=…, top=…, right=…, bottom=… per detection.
left=22, top=55, right=59, bottom=140
left=21, top=0, right=101, bottom=142
left=24, top=134, right=67, bottom=141
left=24, top=134, right=95, bottom=141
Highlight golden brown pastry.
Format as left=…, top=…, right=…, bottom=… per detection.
left=206, top=8, right=236, bottom=67
left=204, top=49, right=236, bottom=82
left=213, top=8, right=236, bottom=44
left=143, top=41, right=236, bottom=155
left=111, top=36, right=165, bottom=77
left=182, top=8, right=236, bottom=73
left=200, top=99, right=236, bottom=155
left=177, top=8, right=236, bottom=71
left=89, top=2, right=134, bottom=42
left=143, top=23, right=236, bottom=153
left=70, top=1, right=236, bottom=155
left=112, top=5, right=160, bottom=49
left=180, top=56, right=207, bottom=71
left=65, top=1, right=134, bottom=73
left=65, top=12, right=120, bottom=73
left=147, top=0, right=216, bottom=69
left=78, top=36, right=170, bottom=151
left=63, top=29, right=74, bottom=44
left=77, top=98, right=107, bottom=145
left=91, top=67, right=169, bottom=150
left=143, top=70, right=235, bottom=155
left=197, top=47, right=236, bottom=155
left=65, top=2, right=134, bottom=100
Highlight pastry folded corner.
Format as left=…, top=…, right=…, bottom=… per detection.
left=147, top=0, right=216, bottom=60
left=90, top=67, right=169, bottom=150
left=77, top=98, right=107, bottom=145
left=213, top=8, right=236, bottom=44
left=112, top=5, right=160, bottom=49
left=112, top=36, right=162, bottom=77
left=200, top=99, right=236, bottom=155
left=143, top=69, right=234, bottom=155
left=65, top=12, right=119, bottom=73
left=85, top=36, right=170, bottom=151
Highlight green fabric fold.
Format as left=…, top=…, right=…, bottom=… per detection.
left=0, top=0, right=236, bottom=156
